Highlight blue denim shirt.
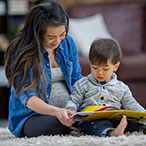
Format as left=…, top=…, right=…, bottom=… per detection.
left=8, top=35, right=82, bottom=136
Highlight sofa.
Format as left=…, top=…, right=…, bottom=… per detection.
left=67, top=1, right=146, bottom=108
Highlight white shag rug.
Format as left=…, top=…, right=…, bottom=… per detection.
left=1, top=127, right=146, bottom=146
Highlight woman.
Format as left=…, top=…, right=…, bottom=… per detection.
left=4, top=0, right=82, bottom=137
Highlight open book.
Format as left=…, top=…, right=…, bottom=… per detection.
left=71, top=106, right=146, bottom=124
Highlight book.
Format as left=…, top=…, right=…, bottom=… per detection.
left=71, top=106, right=146, bottom=124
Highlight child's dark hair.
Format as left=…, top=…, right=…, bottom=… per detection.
left=89, top=38, right=122, bottom=65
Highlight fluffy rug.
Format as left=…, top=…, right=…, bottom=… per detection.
left=1, top=127, right=146, bottom=146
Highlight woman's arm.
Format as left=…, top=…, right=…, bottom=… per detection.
left=26, top=95, right=75, bottom=127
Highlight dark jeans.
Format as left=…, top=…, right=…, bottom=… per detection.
left=21, top=114, right=71, bottom=138
left=79, top=120, right=146, bottom=137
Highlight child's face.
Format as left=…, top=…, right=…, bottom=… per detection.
left=90, top=60, right=120, bottom=82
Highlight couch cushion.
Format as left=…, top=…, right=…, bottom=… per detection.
left=79, top=55, right=90, bottom=76
left=67, top=2, right=146, bottom=55
left=0, top=66, right=8, bottom=87
left=117, top=54, right=146, bottom=80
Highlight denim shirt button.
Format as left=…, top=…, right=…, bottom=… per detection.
left=58, top=59, right=60, bottom=62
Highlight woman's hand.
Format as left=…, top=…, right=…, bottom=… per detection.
left=26, top=96, right=76, bottom=127
left=55, top=108, right=76, bottom=127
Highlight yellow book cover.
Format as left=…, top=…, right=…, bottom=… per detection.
left=71, top=106, right=146, bottom=124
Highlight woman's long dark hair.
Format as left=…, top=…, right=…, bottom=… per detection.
left=4, top=0, right=69, bottom=95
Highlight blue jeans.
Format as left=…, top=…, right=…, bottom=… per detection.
left=79, top=120, right=146, bottom=137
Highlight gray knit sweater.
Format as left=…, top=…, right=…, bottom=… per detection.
left=65, top=73, right=145, bottom=112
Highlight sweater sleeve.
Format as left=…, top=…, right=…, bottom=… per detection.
left=65, top=78, right=85, bottom=111
left=121, top=84, right=146, bottom=112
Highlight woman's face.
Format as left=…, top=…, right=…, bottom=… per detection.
left=42, top=25, right=66, bottom=51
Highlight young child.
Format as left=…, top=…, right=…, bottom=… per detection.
left=65, top=38, right=146, bottom=137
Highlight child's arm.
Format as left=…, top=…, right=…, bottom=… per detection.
left=65, top=78, right=85, bottom=111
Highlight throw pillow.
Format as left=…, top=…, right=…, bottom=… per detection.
left=69, top=14, right=112, bottom=56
